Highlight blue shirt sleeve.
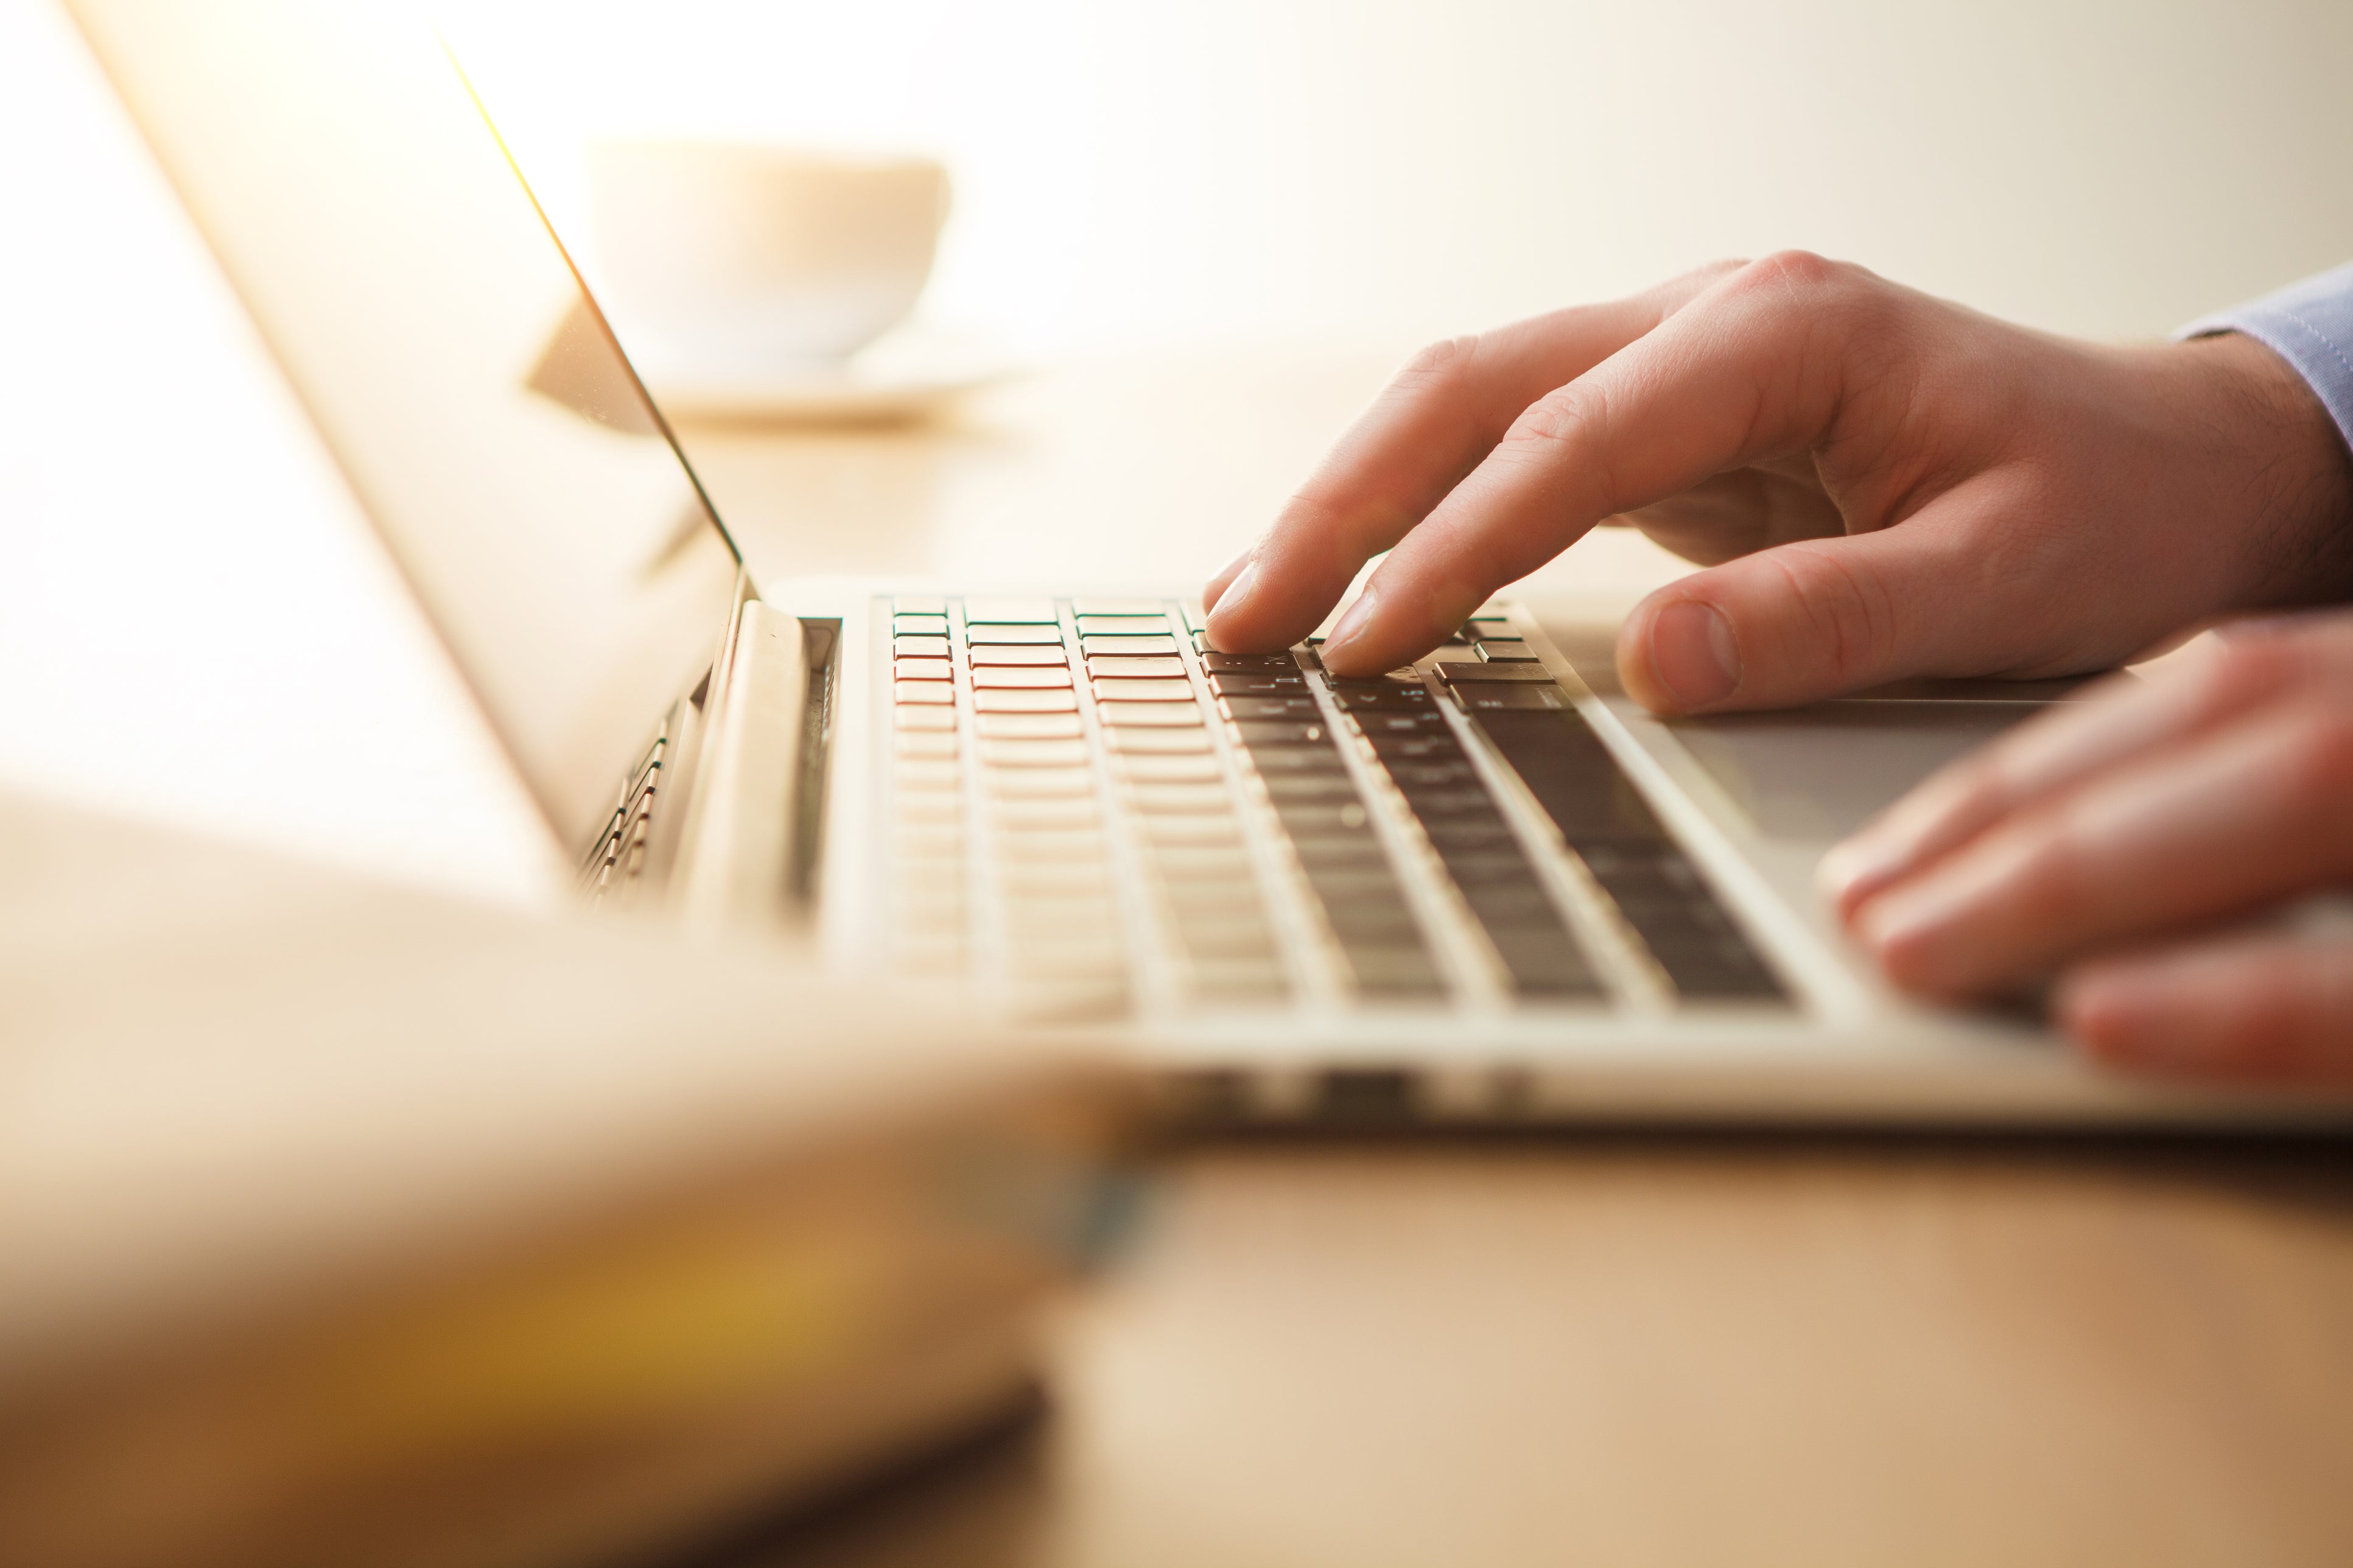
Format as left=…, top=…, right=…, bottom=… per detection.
left=2178, top=261, right=2353, bottom=460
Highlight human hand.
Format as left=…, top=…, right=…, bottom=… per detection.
left=1201, top=254, right=2353, bottom=707
left=1818, top=614, right=2353, bottom=1081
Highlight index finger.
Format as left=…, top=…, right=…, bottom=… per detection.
left=1313, top=252, right=1901, bottom=677
left=1202, top=264, right=1739, bottom=654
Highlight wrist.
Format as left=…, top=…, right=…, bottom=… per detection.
left=2175, top=331, right=2353, bottom=609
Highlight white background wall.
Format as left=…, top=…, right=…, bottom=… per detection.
left=452, top=0, right=2353, bottom=351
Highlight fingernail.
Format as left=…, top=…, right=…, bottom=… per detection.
left=1817, top=834, right=1906, bottom=920
left=1646, top=600, right=1741, bottom=710
left=1207, top=559, right=1261, bottom=629
left=1320, top=586, right=1381, bottom=670
left=1851, top=878, right=1978, bottom=998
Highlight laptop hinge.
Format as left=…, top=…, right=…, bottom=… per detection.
left=666, top=600, right=814, bottom=930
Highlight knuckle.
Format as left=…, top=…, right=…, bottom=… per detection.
left=1396, top=333, right=1482, bottom=391
left=2281, top=709, right=2353, bottom=804
left=2202, top=628, right=2306, bottom=701
left=1502, top=382, right=1597, bottom=452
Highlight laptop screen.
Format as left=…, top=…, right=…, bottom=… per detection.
left=65, top=0, right=748, bottom=857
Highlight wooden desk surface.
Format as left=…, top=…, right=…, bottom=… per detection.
left=660, top=357, right=2353, bottom=1567
left=690, top=1138, right=2353, bottom=1568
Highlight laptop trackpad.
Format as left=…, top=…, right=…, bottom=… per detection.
left=1667, top=699, right=2048, bottom=843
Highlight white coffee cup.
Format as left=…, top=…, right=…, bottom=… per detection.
left=586, top=141, right=951, bottom=375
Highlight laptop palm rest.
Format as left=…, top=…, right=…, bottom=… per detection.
left=1668, top=700, right=2043, bottom=843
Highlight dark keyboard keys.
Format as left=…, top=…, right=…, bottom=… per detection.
left=1221, top=689, right=1447, bottom=999
left=1468, top=709, right=1787, bottom=1003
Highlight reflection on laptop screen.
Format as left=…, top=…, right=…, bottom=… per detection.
left=67, top=0, right=746, bottom=855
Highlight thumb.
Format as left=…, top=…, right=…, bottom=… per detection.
left=1615, top=523, right=1991, bottom=714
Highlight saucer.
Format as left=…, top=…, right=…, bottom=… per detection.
left=631, top=329, right=1021, bottom=424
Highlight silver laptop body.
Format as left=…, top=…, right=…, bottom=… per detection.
left=69, top=0, right=2350, bottom=1130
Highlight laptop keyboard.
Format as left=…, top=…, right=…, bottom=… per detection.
left=880, top=597, right=1787, bottom=1015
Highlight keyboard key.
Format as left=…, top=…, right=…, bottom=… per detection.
left=894, top=657, right=953, bottom=682
left=894, top=634, right=952, bottom=659
left=1327, top=685, right=1432, bottom=712
left=1341, top=945, right=1445, bottom=996
left=973, top=688, right=1078, bottom=713
left=1087, top=654, right=1186, bottom=678
left=1398, top=787, right=1492, bottom=816
left=1076, top=615, right=1169, bottom=638
left=1174, top=918, right=1279, bottom=959
left=977, top=737, right=1090, bottom=767
left=895, top=681, right=955, bottom=705
left=1366, top=732, right=1463, bottom=758
left=1073, top=597, right=1166, bottom=616
left=1207, top=673, right=1306, bottom=696
left=967, top=644, right=1071, bottom=667
left=895, top=731, right=959, bottom=760
left=1261, top=772, right=1363, bottom=801
left=894, top=760, right=961, bottom=791
left=895, top=707, right=958, bottom=732
left=1098, top=701, right=1204, bottom=728
left=892, top=613, right=950, bottom=636
left=1289, top=832, right=1388, bottom=867
left=892, top=595, right=948, bottom=616
left=1438, top=662, right=1556, bottom=683
left=1490, top=934, right=1603, bottom=996
left=1386, top=760, right=1481, bottom=788
left=963, top=596, right=1058, bottom=623
left=1460, top=878, right=1557, bottom=923
left=1221, top=695, right=1320, bottom=721
left=1437, top=850, right=1540, bottom=884
left=1474, top=639, right=1540, bottom=662
left=1125, top=783, right=1235, bottom=813
left=1190, top=956, right=1289, bottom=998
left=1325, top=898, right=1423, bottom=939
left=991, top=797, right=1103, bottom=830
left=1350, top=712, right=1453, bottom=737
left=1422, top=817, right=1519, bottom=850
left=1244, top=747, right=1350, bottom=774
left=1092, top=677, right=1194, bottom=702
left=1104, top=727, right=1212, bottom=754
left=1082, top=634, right=1181, bottom=656
left=1076, top=614, right=1169, bottom=635
left=1008, top=939, right=1127, bottom=979
left=970, top=666, right=1073, bottom=690
left=1201, top=651, right=1300, bottom=673
left=896, top=793, right=962, bottom=823
left=1152, top=845, right=1255, bottom=880
left=975, top=713, right=1084, bottom=741
left=1161, top=880, right=1263, bottom=914
left=1140, top=815, right=1244, bottom=846
left=983, top=766, right=1095, bottom=798
left=968, top=624, right=1065, bottom=645
left=1268, top=800, right=1369, bottom=832
left=1302, top=866, right=1402, bottom=901
left=1002, top=863, right=1113, bottom=896
left=994, top=827, right=1109, bottom=860
left=1232, top=719, right=1330, bottom=746
left=1112, top=753, right=1222, bottom=783
left=1006, top=895, right=1122, bottom=936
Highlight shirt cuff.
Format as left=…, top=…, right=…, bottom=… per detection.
left=2176, top=261, right=2353, bottom=461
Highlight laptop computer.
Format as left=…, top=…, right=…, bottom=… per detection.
left=64, top=0, right=2346, bottom=1130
